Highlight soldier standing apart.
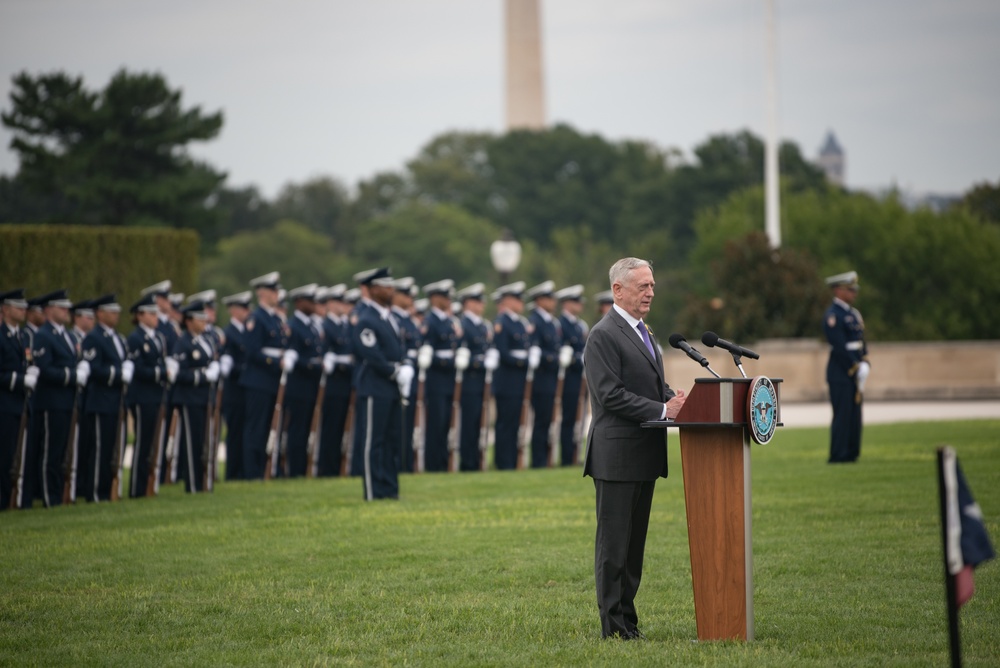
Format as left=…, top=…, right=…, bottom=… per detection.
left=420, top=280, right=459, bottom=472
left=318, top=285, right=354, bottom=476
left=823, top=271, right=869, bottom=464
left=456, top=283, right=491, bottom=471
left=78, top=295, right=132, bottom=502
left=490, top=282, right=529, bottom=470
left=526, top=281, right=560, bottom=468
left=126, top=293, right=170, bottom=497
left=284, top=284, right=328, bottom=477
left=239, top=272, right=288, bottom=480
left=1, top=289, right=37, bottom=510
left=390, top=278, right=422, bottom=473
left=556, top=285, right=588, bottom=466
left=220, top=291, right=251, bottom=480
left=31, top=290, right=88, bottom=507
left=351, top=267, right=412, bottom=500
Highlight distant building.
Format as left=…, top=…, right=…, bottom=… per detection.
left=505, top=0, right=546, bottom=130
left=817, top=131, right=845, bottom=186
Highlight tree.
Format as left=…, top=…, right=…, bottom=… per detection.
left=958, top=179, right=1000, bottom=225
left=2, top=69, right=225, bottom=231
left=271, top=176, right=351, bottom=239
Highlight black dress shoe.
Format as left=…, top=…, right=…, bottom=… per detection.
left=627, top=629, right=647, bottom=641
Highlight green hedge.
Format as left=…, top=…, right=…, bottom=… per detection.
left=0, top=224, right=199, bottom=317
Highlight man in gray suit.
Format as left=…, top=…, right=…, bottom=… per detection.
left=583, top=257, right=686, bottom=640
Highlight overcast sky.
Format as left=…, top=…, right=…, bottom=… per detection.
left=1, top=0, right=997, bottom=198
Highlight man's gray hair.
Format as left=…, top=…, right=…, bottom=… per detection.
left=609, top=257, right=652, bottom=288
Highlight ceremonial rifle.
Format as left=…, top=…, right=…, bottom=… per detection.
left=62, top=386, right=82, bottom=505
left=9, top=388, right=32, bottom=509
left=340, top=389, right=355, bottom=476
left=306, top=372, right=327, bottom=478
left=211, top=378, right=224, bottom=484
left=202, top=379, right=220, bottom=493
left=548, top=346, right=574, bottom=467
left=573, top=375, right=589, bottom=466
left=147, top=380, right=171, bottom=497
left=479, top=369, right=492, bottom=472
left=517, top=365, right=534, bottom=471
left=109, top=381, right=128, bottom=501
left=264, top=370, right=288, bottom=481
left=447, top=348, right=470, bottom=473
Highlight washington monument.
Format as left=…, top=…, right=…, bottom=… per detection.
left=505, top=0, right=546, bottom=130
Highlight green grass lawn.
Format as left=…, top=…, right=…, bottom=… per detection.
left=2, top=420, right=998, bottom=666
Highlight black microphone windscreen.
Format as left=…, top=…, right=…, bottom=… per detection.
left=701, top=331, right=720, bottom=347
left=668, top=333, right=686, bottom=348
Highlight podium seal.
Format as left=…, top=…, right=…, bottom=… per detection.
left=747, top=376, right=777, bottom=444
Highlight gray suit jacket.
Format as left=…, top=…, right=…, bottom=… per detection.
left=583, top=308, right=675, bottom=481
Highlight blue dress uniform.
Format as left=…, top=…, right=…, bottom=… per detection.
left=351, top=276, right=406, bottom=500
left=0, top=289, right=32, bottom=510
left=284, top=287, right=326, bottom=478
left=126, top=294, right=169, bottom=498
left=319, top=287, right=353, bottom=477
left=491, top=282, right=530, bottom=471
left=171, top=303, right=218, bottom=493
left=30, top=291, right=81, bottom=507
left=556, top=285, right=588, bottom=466
left=221, top=291, right=251, bottom=481
left=421, top=280, right=460, bottom=473
left=391, top=302, right=422, bottom=473
left=239, top=272, right=288, bottom=480
left=527, top=283, right=561, bottom=469
left=78, top=296, right=129, bottom=502
left=823, top=271, right=868, bottom=463
left=457, top=288, right=491, bottom=472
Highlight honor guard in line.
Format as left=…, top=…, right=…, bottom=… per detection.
left=170, top=300, right=220, bottom=492
left=239, top=272, right=289, bottom=480
left=490, top=282, right=530, bottom=470
left=556, top=285, right=588, bottom=466
left=421, top=279, right=460, bottom=473
left=220, top=291, right=252, bottom=480
left=0, top=289, right=36, bottom=510
left=526, top=281, right=561, bottom=469
left=70, top=298, right=96, bottom=355
left=283, top=284, right=330, bottom=477
left=594, top=290, right=614, bottom=320
left=188, top=290, right=224, bottom=482
left=823, top=270, right=869, bottom=464
left=31, top=290, right=87, bottom=507
left=141, top=281, right=179, bottom=355
left=456, top=283, right=493, bottom=471
left=351, top=267, right=412, bottom=500
left=125, top=293, right=170, bottom=498
left=77, top=295, right=131, bottom=502
left=317, top=284, right=353, bottom=477
left=390, top=277, right=422, bottom=473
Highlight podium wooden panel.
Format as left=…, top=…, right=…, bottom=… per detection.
left=645, top=377, right=782, bottom=642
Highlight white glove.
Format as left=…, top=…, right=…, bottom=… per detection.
left=165, top=358, right=180, bottom=384
left=205, top=361, right=220, bottom=383
left=417, top=344, right=434, bottom=370
left=528, top=346, right=542, bottom=370
left=856, top=361, right=871, bottom=394
left=336, top=353, right=355, bottom=367
left=396, top=363, right=415, bottom=398
left=282, top=349, right=299, bottom=373
left=220, top=354, right=234, bottom=378
left=558, top=345, right=574, bottom=369
left=484, top=348, right=499, bottom=371
left=24, top=365, right=39, bottom=390
left=76, top=360, right=91, bottom=387
left=455, top=347, right=471, bottom=372
left=323, top=352, right=336, bottom=375
left=121, top=360, right=135, bottom=385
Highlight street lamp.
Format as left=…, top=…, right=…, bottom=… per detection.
left=490, top=229, right=522, bottom=284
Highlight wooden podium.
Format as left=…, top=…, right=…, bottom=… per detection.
left=645, top=377, right=782, bottom=642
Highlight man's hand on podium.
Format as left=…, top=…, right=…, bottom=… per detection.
left=665, top=389, right=686, bottom=420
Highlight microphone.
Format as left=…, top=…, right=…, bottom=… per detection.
left=701, top=331, right=760, bottom=360
left=668, top=333, right=709, bottom=367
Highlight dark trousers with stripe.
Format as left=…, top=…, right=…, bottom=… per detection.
left=493, top=395, right=521, bottom=471
left=353, top=394, right=400, bottom=500
left=283, top=396, right=312, bottom=478
left=560, top=373, right=583, bottom=466
left=0, top=412, right=21, bottom=510
left=33, top=409, right=72, bottom=507
left=423, top=393, right=451, bottom=473
left=319, top=391, right=350, bottom=476
left=242, top=387, right=276, bottom=480
left=594, top=478, right=656, bottom=639
left=130, top=402, right=160, bottom=497
left=78, top=412, right=119, bottom=502
left=459, top=391, right=484, bottom=471
left=222, top=383, right=246, bottom=480
left=828, top=382, right=862, bottom=463
left=530, top=390, right=555, bottom=468
left=177, top=405, right=207, bottom=493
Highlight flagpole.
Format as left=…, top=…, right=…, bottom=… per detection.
left=936, top=446, right=962, bottom=668
left=764, top=0, right=781, bottom=248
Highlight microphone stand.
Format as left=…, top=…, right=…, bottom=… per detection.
left=729, top=353, right=747, bottom=379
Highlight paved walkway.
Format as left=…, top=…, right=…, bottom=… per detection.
left=780, top=400, right=1000, bottom=428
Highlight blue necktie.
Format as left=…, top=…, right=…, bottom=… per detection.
left=638, top=321, right=655, bottom=357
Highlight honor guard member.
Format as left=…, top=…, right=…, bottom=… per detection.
left=594, top=290, right=614, bottom=319
left=491, top=282, right=530, bottom=470
left=141, top=281, right=179, bottom=355
left=31, top=290, right=88, bottom=507
left=17, top=292, right=56, bottom=508
left=240, top=272, right=289, bottom=479
left=126, top=293, right=170, bottom=497
left=171, top=300, right=220, bottom=492
left=412, top=298, right=428, bottom=327
left=220, top=291, right=252, bottom=480
left=1, top=289, right=36, bottom=510
left=556, top=285, right=588, bottom=465
left=70, top=298, right=96, bottom=355
left=77, top=295, right=131, bottom=502
left=283, top=284, right=327, bottom=477
left=317, top=284, right=354, bottom=476
left=456, top=283, right=491, bottom=471
left=525, top=281, right=560, bottom=468
left=351, top=267, right=411, bottom=500
left=391, top=277, right=422, bottom=472
left=421, top=279, right=460, bottom=473
left=824, top=271, right=869, bottom=464
left=347, top=269, right=387, bottom=475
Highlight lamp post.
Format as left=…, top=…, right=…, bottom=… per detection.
left=490, top=229, right=522, bottom=284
